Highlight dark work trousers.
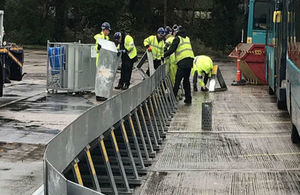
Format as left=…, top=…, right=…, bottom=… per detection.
left=119, top=55, right=134, bottom=86
left=193, top=71, right=209, bottom=88
left=173, top=66, right=192, bottom=102
left=146, top=59, right=162, bottom=76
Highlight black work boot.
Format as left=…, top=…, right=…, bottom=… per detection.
left=4, top=76, right=11, bottom=83
left=96, top=96, right=107, bottom=101
left=121, top=83, right=129, bottom=90
left=201, top=87, right=208, bottom=92
left=115, top=83, right=123, bottom=89
left=193, top=85, right=198, bottom=92
left=184, top=98, right=192, bottom=105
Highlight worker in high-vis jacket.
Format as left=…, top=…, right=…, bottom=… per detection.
left=93, top=22, right=110, bottom=101
left=164, top=26, right=194, bottom=104
left=192, top=55, right=214, bottom=92
left=94, top=22, right=110, bottom=66
left=164, top=25, right=177, bottom=85
left=144, top=27, right=165, bottom=75
left=114, top=32, right=138, bottom=90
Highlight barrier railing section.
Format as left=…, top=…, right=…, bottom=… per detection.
left=44, top=64, right=177, bottom=195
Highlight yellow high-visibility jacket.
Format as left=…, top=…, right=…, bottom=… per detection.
left=94, top=31, right=109, bottom=66
left=144, top=35, right=164, bottom=60
left=175, top=36, right=194, bottom=63
left=165, top=35, right=177, bottom=85
left=192, top=55, right=213, bottom=87
left=117, top=34, right=137, bottom=59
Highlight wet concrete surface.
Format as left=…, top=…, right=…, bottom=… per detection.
left=0, top=49, right=144, bottom=194
left=1, top=50, right=299, bottom=194
left=134, top=62, right=300, bottom=195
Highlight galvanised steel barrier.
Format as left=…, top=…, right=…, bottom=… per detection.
left=44, top=64, right=177, bottom=195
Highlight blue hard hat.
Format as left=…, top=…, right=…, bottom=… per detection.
left=114, top=32, right=122, bottom=40
left=165, top=26, right=172, bottom=35
left=157, top=27, right=165, bottom=36
left=101, top=22, right=111, bottom=30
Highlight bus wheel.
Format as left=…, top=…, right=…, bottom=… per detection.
left=291, top=124, right=300, bottom=144
left=277, top=99, right=287, bottom=110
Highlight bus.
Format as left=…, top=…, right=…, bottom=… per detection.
left=285, top=0, right=300, bottom=143
left=265, top=0, right=288, bottom=109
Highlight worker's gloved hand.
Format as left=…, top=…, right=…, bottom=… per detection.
left=97, top=44, right=101, bottom=51
left=121, top=49, right=127, bottom=53
left=147, top=46, right=152, bottom=52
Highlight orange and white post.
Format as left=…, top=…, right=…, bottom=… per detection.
left=236, top=49, right=241, bottom=82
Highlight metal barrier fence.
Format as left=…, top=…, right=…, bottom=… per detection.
left=44, top=64, right=177, bottom=195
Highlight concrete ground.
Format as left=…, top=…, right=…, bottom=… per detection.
left=1, top=49, right=299, bottom=195
left=133, top=62, right=300, bottom=194
left=0, top=49, right=143, bottom=195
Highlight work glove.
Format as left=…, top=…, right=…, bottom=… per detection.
left=147, top=46, right=152, bottom=52
left=121, top=49, right=127, bottom=53
left=97, top=44, right=101, bottom=51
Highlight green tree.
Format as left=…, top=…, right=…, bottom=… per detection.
left=209, top=0, right=243, bottom=50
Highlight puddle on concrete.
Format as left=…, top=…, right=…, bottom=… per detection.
left=0, top=116, right=60, bottom=134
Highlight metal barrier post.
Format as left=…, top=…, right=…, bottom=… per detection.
left=149, top=98, right=166, bottom=138
left=144, top=102, right=160, bottom=149
left=139, top=106, right=156, bottom=158
left=128, top=114, right=146, bottom=172
left=147, top=99, right=163, bottom=141
left=120, top=121, right=140, bottom=181
left=152, top=93, right=167, bottom=129
left=165, top=76, right=178, bottom=108
left=98, top=136, right=118, bottom=194
left=161, top=81, right=174, bottom=115
left=133, top=109, right=152, bottom=165
left=72, top=158, right=84, bottom=186
left=158, top=85, right=172, bottom=118
left=163, top=79, right=176, bottom=111
left=110, top=128, right=131, bottom=192
left=154, top=92, right=168, bottom=124
left=84, top=145, right=101, bottom=192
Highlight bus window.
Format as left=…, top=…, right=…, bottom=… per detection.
left=253, top=1, right=270, bottom=30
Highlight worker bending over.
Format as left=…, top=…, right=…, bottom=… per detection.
left=164, top=26, right=194, bottom=104
left=114, top=32, right=137, bottom=90
left=192, top=55, right=213, bottom=92
left=144, top=27, right=165, bottom=75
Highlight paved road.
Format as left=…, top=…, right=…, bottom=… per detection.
left=1, top=50, right=299, bottom=194
left=134, top=62, right=300, bottom=194
left=0, top=49, right=143, bottom=195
